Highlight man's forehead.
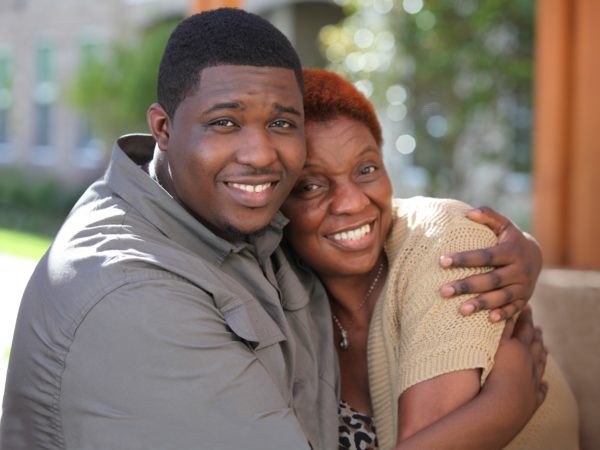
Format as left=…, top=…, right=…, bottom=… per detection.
left=193, top=65, right=303, bottom=104
left=198, top=64, right=298, bottom=83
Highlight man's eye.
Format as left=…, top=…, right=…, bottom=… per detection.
left=270, top=119, right=295, bottom=129
left=210, top=119, right=236, bottom=127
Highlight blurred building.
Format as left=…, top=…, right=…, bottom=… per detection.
left=0, top=0, right=340, bottom=186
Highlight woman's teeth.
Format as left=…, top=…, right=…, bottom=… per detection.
left=330, top=224, right=371, bottom=241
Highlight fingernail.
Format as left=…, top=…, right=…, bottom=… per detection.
left=461, top=303, right=476, bottom=315
left=440, top=285, right=455, bottom=297
left=490, top=311, right=501, bottom=322
left=440, top=256, right=453, bottom=267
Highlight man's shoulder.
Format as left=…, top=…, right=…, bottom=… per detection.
left=28, top=188, right=199, bottom=325
left=50, top=187, right=159, bottom=272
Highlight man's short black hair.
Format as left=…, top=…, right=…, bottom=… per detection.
left=157, top=8, right=304, bottom=118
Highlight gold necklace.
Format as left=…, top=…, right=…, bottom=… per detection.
left=331, top=261, right=385, bottom=351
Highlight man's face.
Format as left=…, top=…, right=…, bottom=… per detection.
left=150, top=65, right=306, bottom=241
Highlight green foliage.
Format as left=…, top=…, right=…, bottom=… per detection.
left=321, top=0, right=534, bottom=198
left=68, top=17, right=182, bottom=140
left=0, top=169, right=82, bottom=212
left=0, top=168, right=84, bottom=236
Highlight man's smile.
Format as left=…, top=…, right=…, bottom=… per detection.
left=228, top=182, right=274, bottom=193
left=223, top=180, right=281, bottom=208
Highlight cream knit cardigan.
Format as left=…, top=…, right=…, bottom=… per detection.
left=368, top=197, right=579, bottom=450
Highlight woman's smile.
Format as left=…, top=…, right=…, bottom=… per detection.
left=281, top=116, right=393, bottom=277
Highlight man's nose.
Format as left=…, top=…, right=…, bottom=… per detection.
left=235, top=128, right=278, bottom=168
left=330, top=181, right=370, bottom=216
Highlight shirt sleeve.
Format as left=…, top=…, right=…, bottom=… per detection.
left=59, top=274, right=310, bottom=450
left=394, top=202, right=505, bottom=397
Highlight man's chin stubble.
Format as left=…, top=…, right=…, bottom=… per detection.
left=223, top=223, right=269, bottom=242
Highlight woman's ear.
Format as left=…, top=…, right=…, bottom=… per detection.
left=147, top=103, right=171, bottom=151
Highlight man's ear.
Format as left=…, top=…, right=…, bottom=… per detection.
left=147, top=103, right=171, bottom=151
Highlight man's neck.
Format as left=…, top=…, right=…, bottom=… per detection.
left=147, top=148, right=177, bottom=199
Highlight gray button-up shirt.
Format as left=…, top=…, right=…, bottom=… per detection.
left=1, top=135, right=339, bottom=450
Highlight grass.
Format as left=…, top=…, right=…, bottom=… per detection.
left=0, top=228, right=53, bottom=260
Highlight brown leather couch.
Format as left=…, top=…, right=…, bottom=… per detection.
left=530, top=269, right=600, bottom=450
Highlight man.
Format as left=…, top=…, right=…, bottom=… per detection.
left=1, top=9, right=338, bottom=449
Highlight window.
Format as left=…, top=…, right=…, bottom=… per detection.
left=75, top=116, right=104, bottom=168
left=74, top=37, right=105, bottom=168
left=0, top=46, right=13, bottom=162
left=32, top=40, right=57, bottom=164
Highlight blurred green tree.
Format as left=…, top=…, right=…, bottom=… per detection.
left=69, top=17, right=182, bottom=140
left=320, top=0, right=534, bottom=200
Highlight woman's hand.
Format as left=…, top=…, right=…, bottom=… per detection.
left=439, top=207, right=543, bottom=321
left=482, top=306, right=548, bottom=426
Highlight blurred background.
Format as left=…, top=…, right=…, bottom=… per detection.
left=0, top=0, right=598, bottom=447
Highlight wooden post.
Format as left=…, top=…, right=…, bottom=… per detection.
left=533, top=0, right=600, bottom=269
left=189, top=0, right=241, bottom=15
left=532, top=0, right=571, bottom=266
left=567, top=1, right=600, bottom=269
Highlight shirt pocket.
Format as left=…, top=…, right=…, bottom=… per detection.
left=215, top=295, right=286, bottom=351
left=275, top=262, right=311, bottom=312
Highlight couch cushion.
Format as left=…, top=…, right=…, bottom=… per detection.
left=530, top=268, right=600, bottom=450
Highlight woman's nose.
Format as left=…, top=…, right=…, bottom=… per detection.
left=330, top=181, right=370, bottom=215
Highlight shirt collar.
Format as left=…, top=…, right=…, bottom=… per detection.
left=105, top=134, right=287, bottom=266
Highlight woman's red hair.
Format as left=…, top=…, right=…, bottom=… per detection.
left=302, top=68, right=382, bottom=147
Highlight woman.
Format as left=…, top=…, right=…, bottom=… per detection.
left=281, top=68, right=579, bottom=449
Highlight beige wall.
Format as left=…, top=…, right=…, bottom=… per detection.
left=0, top=0, right=187, bottom=186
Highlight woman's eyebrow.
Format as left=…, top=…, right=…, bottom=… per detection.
left=359, top=145, right=381, bottom=155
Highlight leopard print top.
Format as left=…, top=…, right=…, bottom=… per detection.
left=338, top=399, right=379, bottom=450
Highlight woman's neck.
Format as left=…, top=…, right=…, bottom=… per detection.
left=320, top=254, right=388, bottom=325
left=321, top=254, right=388, bottom=415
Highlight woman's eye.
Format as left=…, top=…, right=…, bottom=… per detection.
left=302, top=183, right=319, bottom=192
left=293, top=182, right=320, bottom=195
left=360, top=165, right=377, bottom=175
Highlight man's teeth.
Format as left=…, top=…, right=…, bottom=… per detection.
left=330, top=224, right=371, bottom=241
left=230, top=182, right=271, bottom=193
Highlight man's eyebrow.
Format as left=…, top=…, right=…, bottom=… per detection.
left=203, top=102, right=243, bottom=115
left=202, top=102, right=301, bottom=116
left=275, top=103, right=302, bottom=116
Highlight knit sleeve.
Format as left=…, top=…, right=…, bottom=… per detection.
left=390, top=198, right=504, bottom=397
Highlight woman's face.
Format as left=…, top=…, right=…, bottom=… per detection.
left=281, top=116, right=393, bottom=278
